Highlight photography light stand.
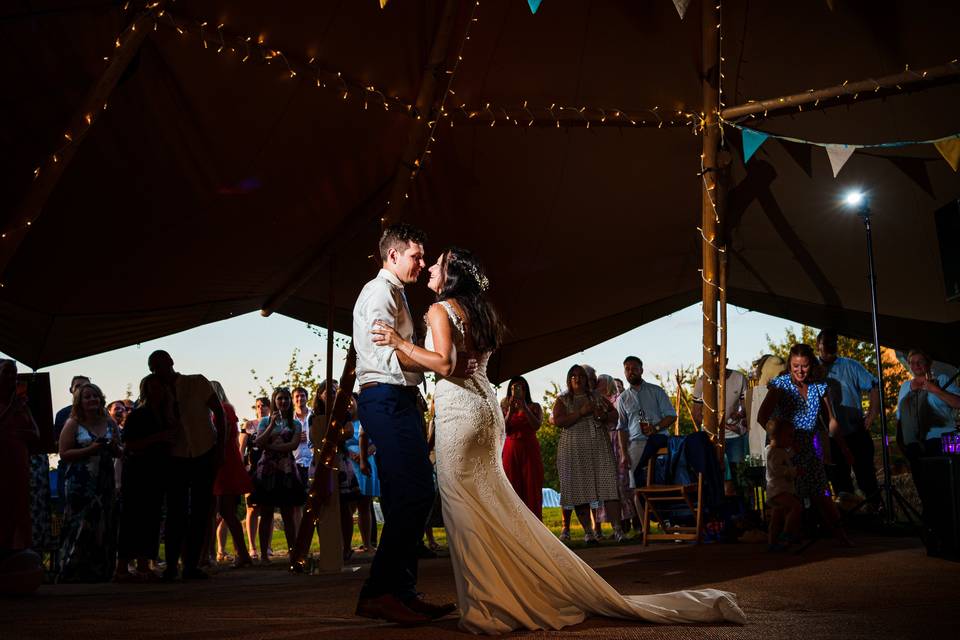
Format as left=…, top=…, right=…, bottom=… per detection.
left=845, top=192, right=922, bottom=528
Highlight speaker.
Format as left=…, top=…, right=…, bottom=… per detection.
left=920, top=455, right=960, bottom=560
left=934, top=199, right=960, bottom=302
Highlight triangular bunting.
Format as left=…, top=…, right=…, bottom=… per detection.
left=935, top=138, right=960, bottom=172
left=672, top=0, right=692, bottom=19
left=379, top=0, right=389, bottom=8
left=741, top=128, right=769, bottom=164
left=825, top=144, right=856, bottom=177
left=528, top=0, right=543, bottom=14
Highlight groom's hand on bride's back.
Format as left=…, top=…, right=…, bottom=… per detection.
left=453, top=352, right=479, bottom=378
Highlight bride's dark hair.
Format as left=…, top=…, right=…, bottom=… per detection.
left=438, top=247, right=503, bottom=353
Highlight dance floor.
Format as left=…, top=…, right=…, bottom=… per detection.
left=3, top=534, right=957, bottom=639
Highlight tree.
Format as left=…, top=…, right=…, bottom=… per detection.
left=654, top=365, right=701, bottom=435
left=760, top=325, right=909, bottom=431
left=537, top=383, right=562, bottom=489
left=249, top=327, right=352, bottom=404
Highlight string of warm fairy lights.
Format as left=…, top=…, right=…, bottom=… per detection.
left=409, top=0, right=482, bottom=180
left=440, top=103, right=696, bottom=128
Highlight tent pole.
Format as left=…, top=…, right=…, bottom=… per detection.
left=721, top=59, right=960, bottom=121
left=717, top=247, right=728, bottom=460
left=700, top=0, right=722, bottom=440
left=1, top=8, right=155, bottom=277
left=382, top=0, right=460, bottom=225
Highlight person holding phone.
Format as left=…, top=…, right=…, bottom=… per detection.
left=500, top=376, right=544, bottom=520
left=57, top=382, right=121, bottom=582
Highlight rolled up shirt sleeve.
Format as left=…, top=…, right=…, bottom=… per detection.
left=657, top=387, right=678, bottom=418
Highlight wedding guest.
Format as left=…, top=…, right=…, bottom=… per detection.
left=252, top=387, right=306, bottom=563
left=148, top=350, right=225, bottom=580
left=614, top=378, right=625, bottom=396
left=54, top=375, right=90, bottom=440
left=292, top=386, right=313, bottom=529
left=211, top=381, right=253, bottom=567
left=114, top=374, right=177, bottom=581
left=241, top=396, right=270, bottom=559
left=816, top=329, right=881, bottom=504
left=57, top=382, right=121, bottom=582
left=765, top=421, right=801, bottom=551
left=896, top=348, right=960, bottom=519
left=107, top=401, right=128, bottom=429
left=53, top=375, right=90, bottom=509
left=339, top=419, right=364, bottom=562
left=581, top=366, right=606, bottom=538
left=553, top=365, right=624, bottom=544
left=692, top=361, right=749, bottom=496
left=596, top=374, right=634, bottom=532
left=350, top=418, right=379, bottom=553
left=758, top=344, right=851, bottom=545
left=500, top=376, right=544, bottom=520
left=0, top=360, right=40, bottom=554
left=617, top=356, right=676, bottom=530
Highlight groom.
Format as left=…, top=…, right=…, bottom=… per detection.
left=353, top=223, right=464, bottom=625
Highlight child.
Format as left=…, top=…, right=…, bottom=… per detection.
left=766, top=420, right=802, bottom=551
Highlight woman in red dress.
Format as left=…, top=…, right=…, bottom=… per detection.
left=211, top=382, right=254, bottom=566
left=500, top=377, right=544, bottom=520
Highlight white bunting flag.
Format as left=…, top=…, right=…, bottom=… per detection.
left=825, top=144, right=856, bottom=177
left=672, top=0, right=692, bottom=20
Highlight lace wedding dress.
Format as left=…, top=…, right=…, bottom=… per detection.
left=426, top=301, right=746, bottom=635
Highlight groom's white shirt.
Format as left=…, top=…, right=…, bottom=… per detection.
left=353, top=268, right=424, bottom=387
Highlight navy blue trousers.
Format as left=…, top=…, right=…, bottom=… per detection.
left=357, top=384, right=435, bottom=600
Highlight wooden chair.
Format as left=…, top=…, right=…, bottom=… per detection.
left=636, top=447, right=704, bottom=546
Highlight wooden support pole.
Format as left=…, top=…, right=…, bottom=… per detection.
left=717, top=248, right=728, bottom=458
left=1, top=8, right=155, bottom=277
left=382, top=0, right=460, bottom=224
left=700, top=0, right=722, bottom=439
left=674, top=370, right=683, bottom=436
left=444, top=109, right=694, bottom=129
left=720, top=59, right=960, bottom=121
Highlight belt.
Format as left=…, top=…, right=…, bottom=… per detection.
left=359, top=382, right=418, bottom=393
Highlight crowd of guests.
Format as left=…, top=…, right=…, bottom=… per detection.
left=3, top=327, right=958, bottom=587
left=1, top=350, right=383, bottom=585
left=500, top=327, right=960, bottom=551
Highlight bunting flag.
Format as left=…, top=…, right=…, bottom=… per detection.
left=672, top=0, right=692, bottom=19
left=729, top=122, right=960, bottom=175
left=741, top=128, right=769, bottom=163
left=935, top=138, right=960, bottom=172
left=379, top=0, right=389, bottom=8
left=528, top=0, right=543, bottom=14
left=825, top=144, right=856, bottom=177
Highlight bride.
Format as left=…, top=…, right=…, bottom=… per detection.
left=372, top=247, right=745, bottom=634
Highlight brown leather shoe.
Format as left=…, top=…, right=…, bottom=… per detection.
left=403, top=595, right=457, bottom=620
left=355, top=594, right=431, bottom=626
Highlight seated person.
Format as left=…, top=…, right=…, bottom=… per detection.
left=896, top=349, right=960, bottom=517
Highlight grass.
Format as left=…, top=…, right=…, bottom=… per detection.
left=213, top=507, right=650, bottom=559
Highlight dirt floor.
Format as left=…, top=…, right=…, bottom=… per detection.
left=3, top=532, right=958, bottom=639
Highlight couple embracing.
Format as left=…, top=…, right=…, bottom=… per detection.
left=352, top=224, right=745, bottom=634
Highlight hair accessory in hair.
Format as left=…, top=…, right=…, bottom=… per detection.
left=465, top=262, right=490, bottom=291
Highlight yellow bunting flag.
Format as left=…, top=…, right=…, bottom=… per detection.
left=935, top=138, right=960, bottom=172
left=380, top=0, right=389, bottom=8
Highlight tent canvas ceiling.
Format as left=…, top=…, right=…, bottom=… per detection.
left=2, top=0, right=959, bottom=382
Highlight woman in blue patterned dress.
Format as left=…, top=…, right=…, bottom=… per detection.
left=56, top=383, right=121, bottom=582
left=758, top=344, right=851, bottom=545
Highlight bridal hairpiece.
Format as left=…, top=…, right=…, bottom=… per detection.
left=464, top=262, right=490, bottom=291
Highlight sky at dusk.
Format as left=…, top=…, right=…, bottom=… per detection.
left=2, top=303, right=802, bottom=422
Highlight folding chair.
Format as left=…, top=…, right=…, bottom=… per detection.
left=637, top=447, right=704, bottom=546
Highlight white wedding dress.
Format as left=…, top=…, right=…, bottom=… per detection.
left=426, top=301, right=746, bottom=635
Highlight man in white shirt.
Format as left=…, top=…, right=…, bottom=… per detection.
left=617, top=356, right=677, bottom=487
left=352, top=223, right=462, bottom=625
